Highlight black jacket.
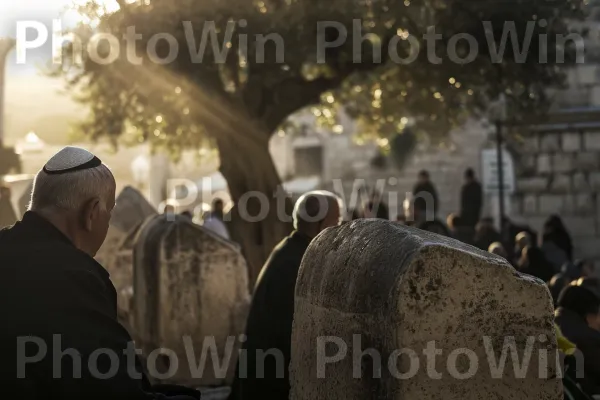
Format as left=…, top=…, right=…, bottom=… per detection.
left=555, top=307, right=600, bottom=395
left=460, top=180, right=482, bottom=228
left=230, top=231, right=312, bottom=400
left=0, top=212, right=199, bottom=400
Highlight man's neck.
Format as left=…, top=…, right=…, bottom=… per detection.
left=34, top=209, right=85, bottom=254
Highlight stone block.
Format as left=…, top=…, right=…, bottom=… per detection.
left=573, top=172, right=590, bottom=191
left=539, top=194, right=565, bottom=214
left=521, top=135, right=539, bottom=153
left=537, top=154, right=552, bottom=174
left=552, top=154, right=574, bottom=173
left=573, top=152, right=600, bottom=171
left=540, top=133, right=560, bottom=152
left=523, top=194, right=537, bottom=215
left=291, top=220, right=561, bottom=400
left=517, top=176, right=548, bottom=193
left=550, top=174, right=571, bottom=192
left=133, top=214, right=250, bottom=386
left=590, top=172, right=600, bottom=190
left=575, top=193, right=595, bottom=215
left=95, top=187, right=157, bottom=318
left=561, top=132, right=581, bottom=152
left=584, top=131, right=600, bottom=151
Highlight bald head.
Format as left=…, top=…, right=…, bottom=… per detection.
left=29, top=147, right=116, bottom=257
left=293, top=191, right=342, bottom=238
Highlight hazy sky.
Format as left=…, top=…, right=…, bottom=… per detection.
left=1, top=0, right=117, bottom=77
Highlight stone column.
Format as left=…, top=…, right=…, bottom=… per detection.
left=0, top=38, right=15, bottom=147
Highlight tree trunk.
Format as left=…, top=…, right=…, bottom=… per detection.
left=217, top=132, right=293, bottom=286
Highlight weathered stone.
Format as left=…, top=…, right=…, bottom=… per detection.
left=95, top=187, right=157, bottom=322
left=132, top=214, right=250, bottom=386
left=552, top=154, right=574, bottom=173
left=517, top=176, right=548, bottom=193
left=584, top=131, right=600, bottom=150
left=291, top=221, right=560, bottom=400
left=539, top=194, right=565, bottom=214
left=561, top=132, right=581, bottom=152
left=540, top=133, right=560, bottom=151
left=521, top=135, right=539, bottom=153
left=590, top=172, right=600, bottom=190
left=549, top=174, right=571, bottom=192
left=523, top=194, right=537, bottom=215
left=573, top=152, right=600, bottom=171
left=573, top=172, right=590, bottom=191
left=574, top=193, right=595, bottom=215
left=537, top=154, right=551, bottom=174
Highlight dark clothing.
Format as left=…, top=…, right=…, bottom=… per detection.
left=544, top=230, right=573, bottom=262
left=0, top=212, right=199, bottom=400
left=413, top=181, right=438, bottom=216
left=474, top=227, right=502, bottom=252
left=0, top=196, right=17, bottom=229
left=460, top=180, right=483, bottom=228
left=418, top=219, right=450, bottom=237
left=518, top=247, right=555, bottom=283
left=541, top=240, right=569, bottom=273
left=555, top=307, right=600, bottom=395
left=451, top=226, right=476, bottom=246
left=230, top=231, right=311, bottom=400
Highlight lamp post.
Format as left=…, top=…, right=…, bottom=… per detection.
left=0, top=38, right=15, bottom=148
left=493, top=94, right=508, bottom=237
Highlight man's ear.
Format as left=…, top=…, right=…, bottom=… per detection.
left=81, top=197, right=101, bottom=232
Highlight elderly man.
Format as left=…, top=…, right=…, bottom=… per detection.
left=230, top=191, right=342, bottom=400
left=0, top=147, right=199, bottom=400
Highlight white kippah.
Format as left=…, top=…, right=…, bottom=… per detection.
left=43, top=146, right=102, bottom=174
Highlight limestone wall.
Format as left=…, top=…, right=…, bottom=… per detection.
left=291, top=220, right=561, bottom=400
left=512, top=131, right=600, bottom=266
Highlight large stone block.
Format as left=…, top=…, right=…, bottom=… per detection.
left=549, top=174, right=571, bottom=192
left=561, top=132, right=581, bottom=152
left=590, top=172, right=600, bottom=190
left=539, top=194, right=565, bottom=214
left=573, top=172, right=590, bottom=191
left=540, top=133, right=560, bottom=152
left=96, top=187, right=157, bottom=314
left=132, top=214, right=250, bottom=386
left=562, top=217, right=597, bottom=237
left=291, top=221, right=561, bottom=400
left=573, top=152, right=600, bottom=171
left=521, top=135, right=539, bottom=153
left=523, top=194, right=538, bottom=215
left=517, top=176, right=548, bottom=193
left=552, top=154, right=574, bottom=173
left=584, top=131, right=600, bottom=151
left=537, top=154, right=552, bottom=174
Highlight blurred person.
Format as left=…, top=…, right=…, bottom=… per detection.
left=517, top=245, right=554, bottom=283
left=541, top=220, right=570, bottom=272
left=502, top=217, right=538, bottom=262
left=488, top=242, right=508, bottom=260
left=572, top=276, right=600, bottom=299
left=412, top=170, right=438, bottom=222
left=460, top=168, right=483, bottom=229
left=0, top=185, right=17, bottom=229
left=180, top=210, right=193, bottom=220
left=555, top=285, right=600, bottom=396
left=549, top=260, right=596, bottom=306
left=364, top=190, right=389, bottom=220
left=0, top=147, right=199, bottom=400
left=230, top=191, right=342, bottom=400
left=549, top=274, right=570, bottom=306
left=418, top=218, right=450, bottom=236
left=158, top=200, right=176, bottom=215
left=447, top=213, right=475, bottom=245
left=202, top=198, right=230, bottom=240
left=544, top=214, right=573, bottom=261
left=474, top=218, right=501, bottom=251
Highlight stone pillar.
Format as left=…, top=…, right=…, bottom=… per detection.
left=291, top=220, right=561, bottom=400
left=0, top=38, right=15, bottom=147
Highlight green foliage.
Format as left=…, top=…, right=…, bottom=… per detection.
left=52, top=0, right=586, bottom=158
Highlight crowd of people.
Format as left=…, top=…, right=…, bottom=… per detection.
left=1, top=147, right=599, bottom=399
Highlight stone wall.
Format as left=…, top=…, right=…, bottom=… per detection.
left=512, top=130, right=600, bottom=266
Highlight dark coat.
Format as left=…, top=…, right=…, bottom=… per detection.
left=460, top=180, right=482, bottom=228
left=0, top=212, right=199, bottom=400
left=230, top=231, right=311, bottom=400
left=413, top=181, right=438, bottom=216
left=555, top=307, right=600, bottom=395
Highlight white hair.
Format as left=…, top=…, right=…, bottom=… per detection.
left=29, top=164, right=115, bottom=212
left=293, top=190, right=343, bottom=230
